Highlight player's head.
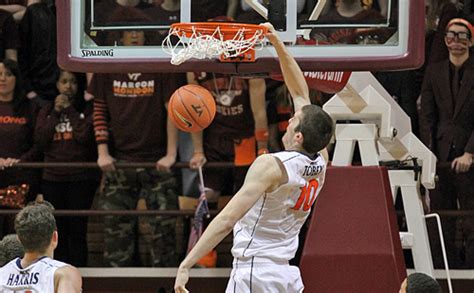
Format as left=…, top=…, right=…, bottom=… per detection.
left=14, top=204, right=57, bottom=254
left=282, top=105, right=334, bottom=153
left=444, top=18, right=473, bottom=55
left=0, top=234, right=24, bottom=266
left=399, top=273, right=442, bottom=293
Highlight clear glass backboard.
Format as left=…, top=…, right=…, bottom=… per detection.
left=56, top=0, right=424, bottom=73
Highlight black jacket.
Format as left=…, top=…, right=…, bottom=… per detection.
left=18, top=2, right=58, bottom=99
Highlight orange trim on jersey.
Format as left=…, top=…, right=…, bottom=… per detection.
left=292, top=179, right=319, bottom=211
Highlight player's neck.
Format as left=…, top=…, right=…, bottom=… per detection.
left=288, top=145, right=313, bottom=157
left=21, top=251, right=53, bottom=268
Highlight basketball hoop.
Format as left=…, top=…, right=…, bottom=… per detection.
left=162, top=22, right=268, bottom=65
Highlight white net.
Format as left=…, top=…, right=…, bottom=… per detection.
left=162, top=24, right=267, bottom=65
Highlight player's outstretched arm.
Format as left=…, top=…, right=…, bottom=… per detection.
left=262, top=23, right=310, bottom=112
left=174, top=154, right=286, bottom=293
left=55, top=265, right=83, bottom=293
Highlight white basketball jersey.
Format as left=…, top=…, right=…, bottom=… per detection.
left=231, top=151, right=326, bottom=261
left=0, top=257, right=68, bottom=293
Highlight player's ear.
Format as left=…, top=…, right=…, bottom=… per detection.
left=51, top=231, right=58, bottom=249
left=295, top=132, right=304, bottom=144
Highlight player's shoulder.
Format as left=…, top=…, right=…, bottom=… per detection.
left=251, top=154, right=287, bottom=177
left=55, top=264, right=81, bottom=277
left=251, top=154, right=289, bottom=186
left=253, top=153, right=282, bottom=168
left=54, top=264, right=83, bottom=290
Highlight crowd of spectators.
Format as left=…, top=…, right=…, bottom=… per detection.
left=0, top=0, right=473, bottom=271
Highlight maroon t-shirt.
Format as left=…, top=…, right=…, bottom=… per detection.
left=195, top=72, right=255, bottom=139
left=89, top=73, right=184, bottom=161
left=0, top=100, right=40, bottom=188
left=35, top=102, right=98, bottom=181
left=0, top=100, right=38, bottom=161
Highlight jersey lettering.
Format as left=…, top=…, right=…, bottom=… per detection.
left=6, top=272, right=39, bottom=286
left=292, top=179, right=319, bottom=211
left=302, top=164, right=323, bottom=176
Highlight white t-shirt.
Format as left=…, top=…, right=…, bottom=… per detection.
left=0, top=256, right=68, bottom=293
left=231, top=151, right=326, bottom=261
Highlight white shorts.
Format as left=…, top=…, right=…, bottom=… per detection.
left=225, top=257, right=304, bottom=293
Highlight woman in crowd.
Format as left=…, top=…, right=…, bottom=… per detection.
left=35, top=70, right=99, bottom=267
left=0, top=58, right=41, bottom=237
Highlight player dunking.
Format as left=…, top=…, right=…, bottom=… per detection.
left=174, top=23, right=334, bottom=293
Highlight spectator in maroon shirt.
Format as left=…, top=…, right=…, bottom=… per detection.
left=88, top=7, right=185, bottom=267
left=35, top=70, right=99, bottom=267
left=0, top=58, right=41, bottom=237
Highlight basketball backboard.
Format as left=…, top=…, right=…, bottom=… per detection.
left=57, top=0, right=424, bottom=73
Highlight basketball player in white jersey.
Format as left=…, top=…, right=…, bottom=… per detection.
left=174, top=22, right=334, bottom=293
left=0, top=204, right=82, bottom=293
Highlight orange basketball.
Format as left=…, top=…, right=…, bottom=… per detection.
left=168, top=84, right=216, bottom=132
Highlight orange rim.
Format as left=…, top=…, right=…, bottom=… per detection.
left=170, top=22, right=268, bottom=39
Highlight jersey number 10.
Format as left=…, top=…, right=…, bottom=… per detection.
left=292, top=179, right=319, bottom=211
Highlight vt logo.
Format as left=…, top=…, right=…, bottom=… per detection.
left=128, top=73, right=141, bottom=81
left=192, top=104, right=203, bottom=117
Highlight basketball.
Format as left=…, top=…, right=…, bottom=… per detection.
left=168, top=84, right=216, bottom=132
